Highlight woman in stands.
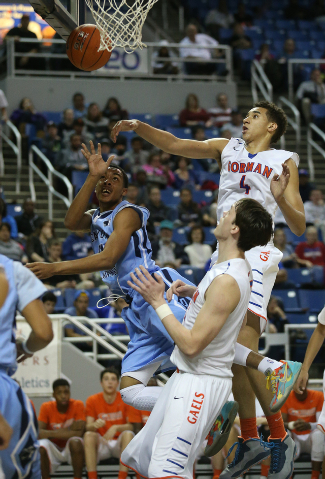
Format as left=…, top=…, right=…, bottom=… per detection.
left=179, top=93, right=212, bottom=127
left=102, top=97, right=129, bottom=122
left=174, top=156, right=201, bottom=190
left=10, top=97, right=47, bottom=135
left=26, top=220, right=55, bottom=263
left=184, top=224, right=212, bottom=268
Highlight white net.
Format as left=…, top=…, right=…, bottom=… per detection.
left=85, top=0, right=159, bottom=53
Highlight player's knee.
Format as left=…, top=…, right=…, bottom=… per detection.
left=120, top=383, right=145, bottom=408
left=69, top=438, right=84, bottom=454
left=84, top=431, right=98, bottom=446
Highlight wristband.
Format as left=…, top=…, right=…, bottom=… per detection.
left=288, top=421, right=295, bottom=430
left=21, top=341, right=33, bottom=355
left=155, top=304, right=172, bottom=321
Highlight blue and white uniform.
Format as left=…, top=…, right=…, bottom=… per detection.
left=91, top=201, right=193, bottom=377
left=211, top=138, right=299, bottom=331
left=0, top=254, right=46, bottom=479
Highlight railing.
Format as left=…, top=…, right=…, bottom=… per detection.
left=5, top=38, right=233, bottom=82
left=0, top=120, right=22, bottom=193
left=288, top=58, right=325, bottom=102
left=278, top=96, right=301, bottom=150
left=62, top=315, right=169, bottom=385
left=251, top=59, right=273, bottom=103
left=28, top=145, right=73, bottom=220
left=306, top=122, right=325, bottom=181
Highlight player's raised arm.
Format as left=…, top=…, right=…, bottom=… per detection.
left=111, top=120, right=228, bottom=165
left=64, top=141, right=115, bottom=232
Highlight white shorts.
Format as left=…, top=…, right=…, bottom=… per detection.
left=121, top=370, right=232, bottom=479
left=290, top=430, right=325, bottom=462
left=97, top=430, right=134, bottom=463
left=39, top=437, right=83, bottom=474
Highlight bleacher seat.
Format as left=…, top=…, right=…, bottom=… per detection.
left=238, top=49, right=255, bottom=62
left=286, top=268, right=313, bottom=288
left=311, top=49, right=323, bottom=59
left=192, top=190, right=214, bottom=203
left=166, top=127, right=193, bottom=139
left=288, top=31, right=309, bottom=42
left=52, top=288, right=65, bottom=311
left=219, top=28, right=233, bottom=42
left=295, top=40, right=312, bottom=51
left=65, top=288, right=76, bottom=308
left=130, top=113, right=153, bottom=125
left=155, top=114, right=179, bottom=129
left=191, top=159, right=205, bottom=172
left=274, top=289, right=300, bottom=311
left=43, top=111, right=62, bottom=124
left=298, top=289, right=325, bottom=313
left=177, top=266, right=205, bottom=285
left=6, top=204, right=22, bottom=217
left=297, top=20, right=317, bottom=31
left=160, top=188, right=180, bottom=207
left=255, top=19, right=274, bottom=29
left=275, top=19, right=296, bottom=29
left=311, top=104, right=325, bottom=119
left=87, top=288, right=102, bottom=308
left=310, top=31, right=325, bottom=42
left=172, top=228, right=188, bottom=245
left=196, top=172, right=220, bottom=185
left=283, top=227, right=306, bottom=246
left=72, top=171, right=88, bottom=193
left=205, top=128, right=220, bottom=139
left=203, top=227, right=216, bottom=245
left=272, top=40, right=285, bottom=53
left=287, top=311, right=318, bottom=324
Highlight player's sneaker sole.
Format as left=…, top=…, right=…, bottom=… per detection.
left=270, top=361, right=302, bottom=413
left=204, top=401, right=239, bottom=457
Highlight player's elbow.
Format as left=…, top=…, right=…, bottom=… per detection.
left=184, top=343, right=201, bottom=358
left=64, top=215, right=77, bottom=230
left=35, top=322, right=54, bottom=345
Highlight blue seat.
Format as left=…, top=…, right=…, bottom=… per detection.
left=192, top=190, right=214, bottom=203
left=155, top=114, right=179, bottom=129
left=297, top=20, right=317, bottom=31
left=252, top=39, right=264, bottom=51
left=255, top=19, right=274, bottom=29
left=238, top=49, right=255, bottom=61
left=43, top=111, right=62, bottom=124
left=205, top=128, right=220, bottom=139
left=296, top=40, right=313, bottom=51
left=275, top=19, right=296, bottom=29
left=191, top=159, right=205, bottom=172
left=51, top=288, right=66, bottom=311
left=160, top=188, right=180, bottom=207
left=64, top=289, right=76, bottom=308
left=219, top=28, right=233, bottom=42
left=311, top=49, right=323, bottom=59
left=166, top=127, right=193, bottom=139
left=172, top=228, right=188, bottom=245
left=6, top=204, right=22, bottom=217
left=283, top=227, right=306, bottom=246
left=295, top=49, right=311, bottom=59
left=25, top=123, right=36, bottom=139
left=130, top=113, right=153, bottom=125
left=286, top=268, right=313, bottom=287
left=272, top=40, right=285, bottom=53
left=196, top=172, right=220, bottom=185
left=311, top=104, right=325, bottom=118
left=72, top=171, right=88, bottom=193
left=309, top=31, right=325, bottom=41
left=87, top=288, right=102, bottom=308
left=287, top=311, right=319, bottom=324
left=273, top=289, right=299, bottom=311
left=298, top=289, right=325, bottom=313
left=177, top=266, right=204, bottom=285
left=203, top=227, right=216, bottom=245
left=288, top=30, right=309, bottom=41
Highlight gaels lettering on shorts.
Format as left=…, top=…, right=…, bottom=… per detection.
left=260, top=251, right=270, bottom=262
left=228, top=161, right=273, bottom=178
left=187, top=392, right=205, bottom=424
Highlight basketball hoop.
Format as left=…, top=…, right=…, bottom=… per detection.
left=85, top=0, right=159, bottom=53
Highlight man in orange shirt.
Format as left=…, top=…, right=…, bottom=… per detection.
left=38, top=378, right=86, bottom=479
left=281, top=386, right=325, bottom=479
left=84, top=367, right=138, bottom=479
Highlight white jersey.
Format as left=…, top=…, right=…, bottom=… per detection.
left=217, top=138, right=299, bottom=222
left=170, top=258, right=252, bottom=378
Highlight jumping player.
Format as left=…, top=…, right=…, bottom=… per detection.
left=111, top=101, right=305, bottom=478
left=120, top=198, right=278, bottom=479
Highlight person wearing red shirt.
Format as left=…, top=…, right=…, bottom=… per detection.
left=179, top=93, right=212, bottom=128
left=295, top=226, right=325, bottom=267
left=281, top=387, right=325, bottom=479
left=38, top=378, right=86, bottom=479
left=84, top=367, right=139, bottom=479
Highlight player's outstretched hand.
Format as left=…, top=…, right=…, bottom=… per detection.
left=26, top=262, right=55, bottom=279
left=271, top=162, right=290, bottom=203
left=0, top=414, right=13, bottom=450
left=81, top=141, right=115, bottom=178
left=166, top=280, right=196, bottom=302
left=293, top=368, right=308, bottom=394
left=111, top=120, right=139, bottom=143
left=128, top=265, right=165, bottom=308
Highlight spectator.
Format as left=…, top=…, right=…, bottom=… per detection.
left=0, top=89, right=8, bottom=121
left=63, top=118, right=94, bottom=148
left=220, top=110, right=243, bottom=138
left=103, top=97, right=129, bottom=122
left=41, top=121, right=62, bottom=164
left=296, top=69, right=325, bottom=124
left=174, top=156, right=201, bottom=190
left=84, top=368, right=137, bottom=479
left=205, top=0, right=234, bottom=39
left=273, top=262, right=296, bottom=289
left=176, top=187, right=202, bottom=227
left=255, top=44, right=283, bottom=92
left=152, top=220, right=188, bottom=268
left=299, top=169, right=317, bottom=203
left=42, top=291, right=57, bottom=314
left=43, top=238, right=84, bottom=289
left=234, top=3, right=253, bottom=26
left=278, top=38, right=305, bottom=91
left=152, top=41, right=179, bottom=75
left=58, top=108, right=74, bottom=142
left=64, top=290, right=98, bottom=341
left=267, top=296, right=288, bottom=333
left=184, top=225, right=212, bottom=268
left=38, top=378, right=85, bottom=479
left=281, top=386, right=325, bottom=479
left=62, top=231, right=92, bottom=261
left=229, top=23, right=252, bottom=51
left=27, top=219, right=54, bottom=262
left=0, top=198, right=18, bottom=238
left=125, top=183, right=140, bottom=205
left=15, top=198, right=43, bottom=238
left=0, top=223, right=27, bottom=262
left=122, top=136, right=149, bottom=172
left=179, top=93, right=212, bottom=127
left=208, top=93, right=232, bottom=128
left=10, top=97, right=47, bottom=136
left=295, top=226, right=325, bottom=267
left=96, top=297, right=129, bottom=336
left=5, top=14, right=39, bottom=70
left=83, top=103, right=108, bottom=140
left=143, top=151, right=174, bottom=187
left=57, top=134, right=88, bottom=177
left=146, top=186, right=174, bottom=231
left=135, top=169, right=149, bottom=205
left=273, top=228, right=298, bottom=268
left=113, top=135, right=128, bottom=162
left=72, top=92, right=88, bottom=119
left=179, top=23, right=219, bottom=75
left=304, top=189, right=325, bottom=227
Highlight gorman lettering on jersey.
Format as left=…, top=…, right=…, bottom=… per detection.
left=228, top=161, right=273, bottom=178
left=187, top=392, right=205, bottom=424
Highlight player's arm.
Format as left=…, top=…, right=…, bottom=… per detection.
left=0, top=267, right=8, bottom=308
left=38, top=420, right=85, bottom=439
left=26, top=208, right=141, bottom=279
left=128, top=265, right=240, bottom=357
left=271, top=160, right=305, bottom=236
left=111, top=120, right=228, bottom=168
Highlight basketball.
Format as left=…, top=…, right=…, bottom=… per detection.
left=66, top=24, right=111, bottom=71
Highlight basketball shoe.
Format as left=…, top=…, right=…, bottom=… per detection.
left=204, top=401, right=239, bottom=457
left=267, top=360, right=302, bottom=412
left=268, top=433, right=296, bottom=479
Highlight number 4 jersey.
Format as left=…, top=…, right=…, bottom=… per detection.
left=217, top=138, right=299, bottom=222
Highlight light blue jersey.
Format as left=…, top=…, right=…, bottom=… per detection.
left=0, top=254, right=46, bottom=479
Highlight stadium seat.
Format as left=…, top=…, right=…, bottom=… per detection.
left=298, top=289, right=325, bottom=313
left=192, top=190, right=214, bottom=203
left=311, top=103, right=325, bottom=119
left=52, top=288, right=66, bottom=311
left=177, top=266, right=204, bottom=285
left=160, top=188, right=180, bottom=207
left=286, top=268, right=313, bottom=288
left=296, top=40, right=312, bottom=51
left=130, top=113, right=153, bottom=125
left=219, top=28, right=233, bottom=42
left=255, top=19, right=274, bottom=29
left=238, top=49, right=255, bottom=62
left=64, top=288, right=76, bottom=308
left=6, top=204, right=22, bottom=217
left=310, top=31, right=325, bottom=42
left=288, top=31, right=309, bottom=41
left=155, top=114, right=179, bottom=129
left=87, top=288, right=102, bottom=308
left=283, top=227, right=306, bottom=246
left=273, top=289, right=300, bottom=311
left=286, top=311, right=318, bottom=324
left=43, top=111, right=62, bottom=124
left=297, top=20, right=317, bottom=31
left=311, top=49, right=323, bottom=59
left=191, top=159, right=205, bottom=172
left=166, top=127, right=193, bottom=139
left=196, top=172, right=220, bottom=185
left=203, top=227, right=216, bottom=245
left=272, top=40, right=285, bottom=53
left=205, top=128, right=220, bottom=139
left=172, top=228, right=188, bottom=245
left=72, top=171, right=88, bottom=193
left=275, top=19, right=296, bottom=29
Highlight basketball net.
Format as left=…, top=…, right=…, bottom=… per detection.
left=85, top=0, right=159, bottom=53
